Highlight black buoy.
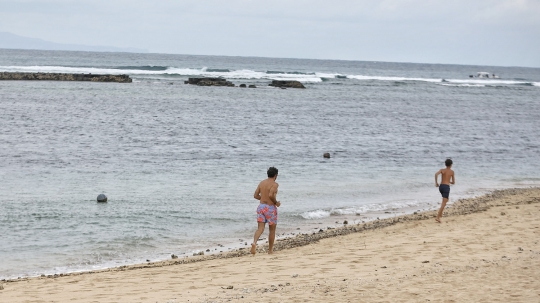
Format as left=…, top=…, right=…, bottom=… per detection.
left=323, top=153, right=331, bottom=158
left=97, top=194, right=107, bottom=203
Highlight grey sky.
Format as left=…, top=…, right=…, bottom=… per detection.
left=1, top=0, right=539, bottom=67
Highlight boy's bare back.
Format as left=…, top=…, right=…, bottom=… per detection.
left=436, top=168, right=455, bottom=186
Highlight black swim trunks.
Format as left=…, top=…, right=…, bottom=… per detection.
left=439, top=184, right=450, bottom=199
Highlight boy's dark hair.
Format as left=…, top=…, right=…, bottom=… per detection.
left=267, top=167, right=278, bottom=178
left=445, top=159, right=453, bottom=167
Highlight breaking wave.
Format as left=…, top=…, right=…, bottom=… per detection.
left=347, top=74, right=442, bottom=83
left=347, top=74, right=539, bottom=87
left=439, top=83, right=486, bottom=87
left=266, top=70, right=315, bottom=75
left=0, top=65, right=538, bottom=86
left=299, top=200, right=425, bottom=220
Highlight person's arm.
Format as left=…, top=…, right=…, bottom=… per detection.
left=269, top=184, right=280, bottom=206
left=253, top=185, right=261, bottom=200
left=434, top=170, right=441, bottom=187
left=450, top=172, right=455, bottom=184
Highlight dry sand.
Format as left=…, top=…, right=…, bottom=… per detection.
left=1, top=187, right=539, bottom=303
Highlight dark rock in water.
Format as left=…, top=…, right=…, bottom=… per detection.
left=269, top=80, right=306, bottom=89
left=0, top=72, right=132, bottom=83
left=185, top=77, right=235, bottom=87
left=171, top=254, right=178, bottom=259
left=239, top=84, right=247, bottom=88
left=248, top=85, right=256, bottom=88
left=97, top=194, right=107, bottom=203
left=343, top=220, right=348, bottom=225
left=323, top=153, right=331, bottom=158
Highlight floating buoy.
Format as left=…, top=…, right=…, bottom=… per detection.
left=97, top=194, right=107, bottom=203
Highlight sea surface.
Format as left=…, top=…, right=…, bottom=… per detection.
left=1, top=49, right=539, bottom=279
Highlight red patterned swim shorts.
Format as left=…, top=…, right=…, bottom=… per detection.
left=256, top=204, right=278, bottom=225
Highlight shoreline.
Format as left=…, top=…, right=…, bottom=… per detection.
left=1, top=186, right=539, bottom=302
left=2, top=186, right=538, bottom=284
left=0, top=184, right=504, bottom=281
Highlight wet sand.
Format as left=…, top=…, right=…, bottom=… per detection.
left=1, top=187, right=539, bottom=302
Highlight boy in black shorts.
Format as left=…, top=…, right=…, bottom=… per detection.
left=435, top=159, right=455, bottom=223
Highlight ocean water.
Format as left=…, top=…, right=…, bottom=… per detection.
left=1, top=49, right=539, bottom=279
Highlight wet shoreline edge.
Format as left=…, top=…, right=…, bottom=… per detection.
left=2, top=186, right=539, bottom=284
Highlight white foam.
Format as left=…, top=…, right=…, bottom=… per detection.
left=300, top=199, right=427, bottom=220
left=316, top=72, right=342, bottom=79
left=2, top=65, right=537, bottom=86
left=446, top=79, right=532, bottom=85
left=439, top=83, right=485, bottom=87
left=346, top=74, right=539, bottom=87
left=347, top=74, right=442, bottom=83
left=300, top=209, right=331, bottom=219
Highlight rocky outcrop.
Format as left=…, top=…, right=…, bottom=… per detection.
left=184, top=77, right=235, bottom=87
left=0, top=72, right=132, bottom=83
left=268, top=80, right=306, bottom=89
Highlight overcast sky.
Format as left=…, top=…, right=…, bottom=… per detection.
left=1, top=0, right=539, bottom=67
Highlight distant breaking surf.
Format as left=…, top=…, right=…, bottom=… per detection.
left=0, top=65, right=538, bottom=87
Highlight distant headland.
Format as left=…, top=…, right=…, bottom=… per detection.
left=0, top=32, right=147, bottom=53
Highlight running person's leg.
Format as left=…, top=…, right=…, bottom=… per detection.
left=251, top=222, right=265, bottom=254
left=436, top=185, right=450, bottom=223
left=252, top=204, right=271, bottom=255
left=436, top=198, right=448, bottom=223
left=268, top=224, right=276, bottom=254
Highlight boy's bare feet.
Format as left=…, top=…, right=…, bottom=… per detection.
left=250, top=243, right=256, bottom=255
left=435, top=218, right=441, bottom=223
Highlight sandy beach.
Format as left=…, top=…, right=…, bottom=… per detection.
left=1, top=187, right=539, bottom=302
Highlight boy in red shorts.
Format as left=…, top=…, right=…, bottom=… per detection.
left=251, top=167, right=281, bottom=255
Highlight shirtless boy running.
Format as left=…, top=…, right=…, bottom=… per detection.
left=251, top=167, right=281, bottom=255
left=435, top=159, right=455, bottom=223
